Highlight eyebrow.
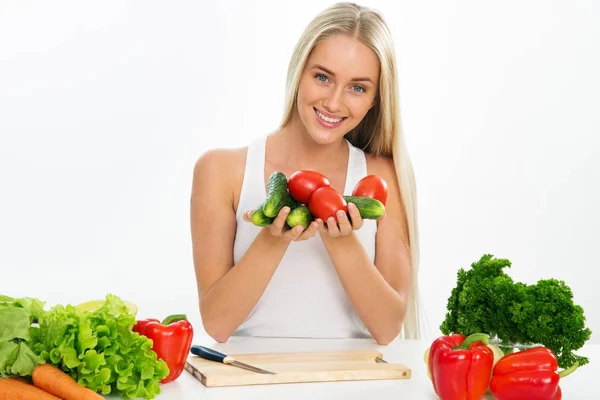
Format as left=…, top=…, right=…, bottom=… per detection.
left=311, top=64, right=374, bottom=84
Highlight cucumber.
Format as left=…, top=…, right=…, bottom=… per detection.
left=251, top=201, right=274, bottom=227
left=263, top=171, right=298, bottom=217
left=263, top=172, right=289, bottom=217
left=286, top=205, right=314, bottom=229
left=280, top=192, right=299, bottom=210
left=343, top=196, right=385, bottom=219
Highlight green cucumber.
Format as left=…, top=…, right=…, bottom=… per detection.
left=343, top=196, right=385, bottom=219
left=280, top=193, right=299, bottom=211
left=251, top=201, right=274, bottom=226
left=263, top=172, right=289, bottom=217
left=251, top=198, right=299, bottom=227
left=263, top=171, right=298, bottom=217
left=286, top=205, right=314, bottom=229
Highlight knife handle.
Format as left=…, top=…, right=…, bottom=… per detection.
left=190, top=345, right=235, bottom=363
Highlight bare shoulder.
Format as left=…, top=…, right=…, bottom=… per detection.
left=193, top=147, right=247, bottom=179
left=192, top=146, right=248, bottom=207
left=193, top=146, right=247, bottom=186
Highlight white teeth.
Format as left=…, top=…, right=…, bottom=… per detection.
left=316, top=109, right=343, bottom=123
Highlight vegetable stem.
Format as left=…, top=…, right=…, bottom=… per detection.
left=161, top=314, right=188, bottom=325
left=456, top=333, right=490, bottom=349
left=558, top=361, right=579, bottom=378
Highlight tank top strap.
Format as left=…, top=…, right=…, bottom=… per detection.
left=236, top=135, right=267, bottom=220
left=343, top=139, right=368, bottom=195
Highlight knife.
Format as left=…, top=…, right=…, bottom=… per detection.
left=190, top=345, right=276, bottom=375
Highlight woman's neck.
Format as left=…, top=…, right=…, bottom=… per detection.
left=268, top=114, right=348, bottom=171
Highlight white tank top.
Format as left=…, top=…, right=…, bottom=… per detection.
left=232, top=135, right=377, bottom=339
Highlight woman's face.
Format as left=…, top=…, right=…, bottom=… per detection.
left=296, top=34, right=380, bottom=145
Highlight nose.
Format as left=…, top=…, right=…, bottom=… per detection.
left=322, top=86, right=343, bottom=113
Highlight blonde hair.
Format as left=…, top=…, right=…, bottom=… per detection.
left=278, top=2, right=422, bottom=340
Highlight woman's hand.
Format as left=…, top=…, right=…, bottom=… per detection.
left=243, top=206, right=320, bottom=241
left=317, top=202, right=364, bottom=238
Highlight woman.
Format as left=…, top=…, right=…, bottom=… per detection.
left=190, top=2, right=421, bottom=344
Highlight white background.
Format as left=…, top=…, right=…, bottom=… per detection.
left=1, top=0, right=598, bottom=347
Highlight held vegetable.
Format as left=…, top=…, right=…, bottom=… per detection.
left=352, top=174, right=388, bottom=205
left=308, top=186, right=347, bottom=220
left=343, top=196, right=385, bottom=219
left=250, top=201, right=274, bottom=227
left=490, top=347, right=579, bottom=400
left=288, top=170, right=330, bottom=205
left=286, top=205, right=314, bottom=229
left=132, top=314, right=194, bottom=384
left=263, top=172, right=296, bottom=217
left=251, top=171, right=388, bottom=227
left=279, top=194, right=298, bottom=213
left=250, top=171, right=298, bottom=227
left=428, top=333, right=494, bottom=400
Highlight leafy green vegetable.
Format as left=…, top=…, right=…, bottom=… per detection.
left=0, top=295, right=46, bottom=323
left=0, top=293, right=170, bottom=399
left=440, top=254, right=592, bottom=369
left=0, top=300, right=44, bottom=376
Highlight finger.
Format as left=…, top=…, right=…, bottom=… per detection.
left=285, top=224, right=304, bottom=240
left=336, top=210, right=353, bottom=235
left=243, top=210, right=252, bottom=222
left=297, top=220, right=320, bottom=240
left=316, top=219, right=327, bottom=234
left=347, top=203, right=364, bottom=229
left=326, top=216, right=340, bottom=237
left=270, top=206, right=291, bottom=235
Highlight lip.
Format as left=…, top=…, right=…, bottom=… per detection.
left=314, top=107, right=346, bottom=129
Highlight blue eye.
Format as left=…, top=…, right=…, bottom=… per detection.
left=352, top=85, right=365, bottom=93
left=315, top=73, right=328, bottom=82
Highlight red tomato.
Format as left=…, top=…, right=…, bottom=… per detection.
left=308, top=186, right=347, bottom=220
left=288, top=170, right=331, bottom=205
left=352, top=175, right=388, bottom=205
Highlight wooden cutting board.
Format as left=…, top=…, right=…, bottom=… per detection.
left=184, top=348, right=411, bottom=387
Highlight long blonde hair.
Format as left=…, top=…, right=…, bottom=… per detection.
left=278, top=2, right=422, bottom=340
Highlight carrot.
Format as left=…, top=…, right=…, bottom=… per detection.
left=0, top=377, right=62, bottom=400
left=32, top=364, right=104, bottom=400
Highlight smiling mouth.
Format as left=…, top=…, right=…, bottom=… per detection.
left=314, top=108, right=346, bottom=124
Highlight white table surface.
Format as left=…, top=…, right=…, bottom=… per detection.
left=107, top=336, right=597, bottom=400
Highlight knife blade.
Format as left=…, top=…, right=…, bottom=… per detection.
left=190, top=345, right=276, bottom=375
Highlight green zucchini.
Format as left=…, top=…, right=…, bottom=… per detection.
left=343, top=196, right=385, bottom=219
left=286, top=205, right=314, bottom=229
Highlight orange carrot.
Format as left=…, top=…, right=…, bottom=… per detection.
left=0, top=377, right=62, bottom=400
left=32, top=364, right=104, bottom=400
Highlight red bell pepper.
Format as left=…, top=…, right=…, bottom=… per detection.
left=429, top=332, right=494, bottom=400
left=490, top=347, right=579, bottom=400
left=133, top=314, right=194, bottom=384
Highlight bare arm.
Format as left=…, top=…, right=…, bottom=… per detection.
left=318, top=158, right=411, bottom=344
left=190, top=150, right=318, bottom=342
